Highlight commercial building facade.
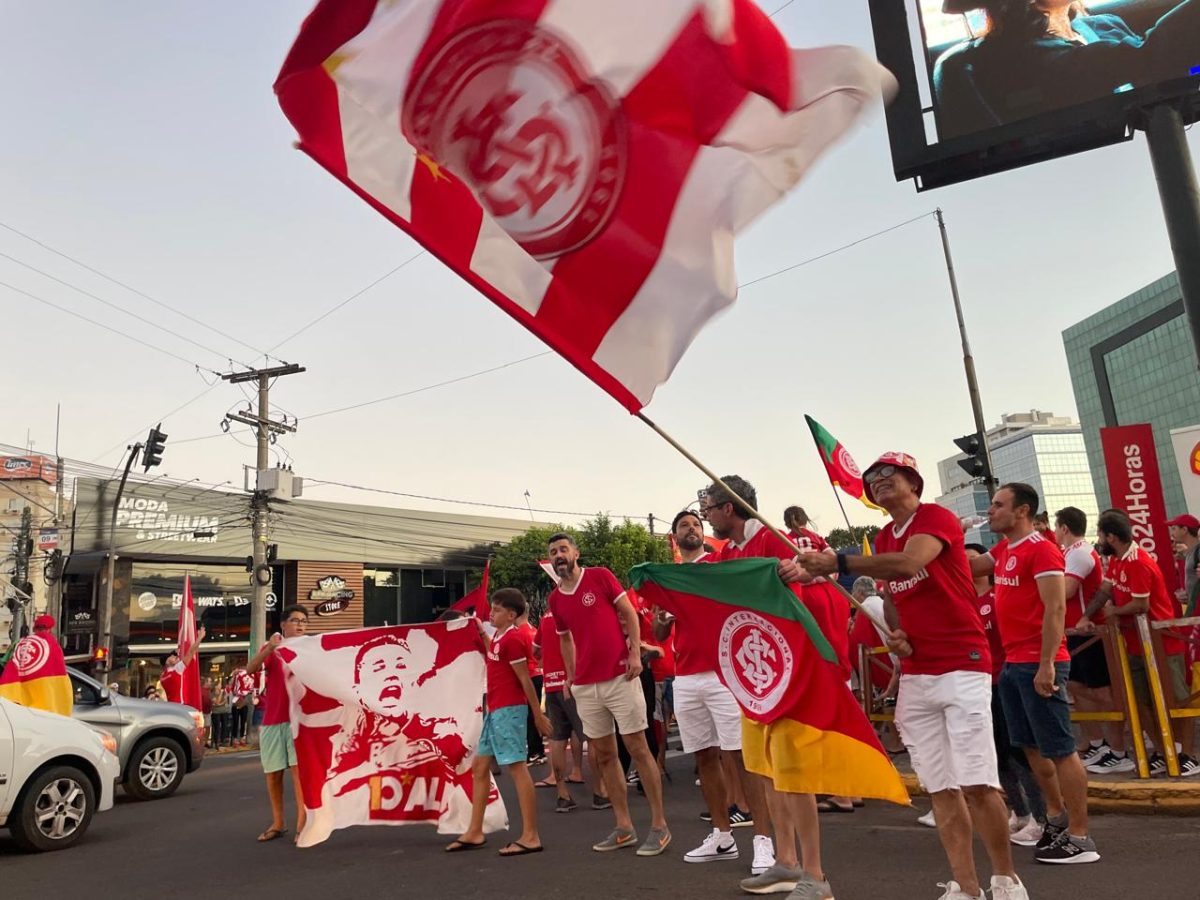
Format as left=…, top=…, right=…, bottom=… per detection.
left=1064, top=271, right=1200, bottom=518
left=935, top=411, right=1099, bottom=546
left=63, top=477, right=536, bottom=696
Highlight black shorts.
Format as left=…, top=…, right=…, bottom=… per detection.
left=546, top=689, right=584, bottom=742
left=1067, top=635, right=1111, bottom=689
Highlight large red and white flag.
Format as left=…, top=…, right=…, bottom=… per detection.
left=450, top=559, right=490, bottom=617
left=276, top=0, right=893, bottom=411
left=176, top=575, right=204, bottom=711
left=276, top=619, right=507, bottom=848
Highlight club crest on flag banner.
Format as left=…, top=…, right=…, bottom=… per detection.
left=12, top=635, right=52, bottom=677
left=718, top=610, right=793, bottom=717
left=278, top=619, right=506, bottom=847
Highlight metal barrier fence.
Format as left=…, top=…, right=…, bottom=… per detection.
left=856, top=616, right=1200, bottom=781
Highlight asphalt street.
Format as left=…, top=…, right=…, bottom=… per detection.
left=3, top=751, right=1198, bottom=900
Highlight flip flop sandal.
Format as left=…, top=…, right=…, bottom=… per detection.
left=815, top=800, right=855, bottom=814
left=534, top=779, right=557, bottom=788
left=445, top=839, right=488, bottom=853
left=257, top=827, right=288, bottom=842
left=565, top=778, right=585, bottom=784
left=499, top=841, right=544, bottom=857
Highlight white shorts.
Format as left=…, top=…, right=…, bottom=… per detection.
left=572, top=675, right=647, bottom=739
left=895, top=670, right=999, bottom=795
left=673, top=672, right=743, bottom=753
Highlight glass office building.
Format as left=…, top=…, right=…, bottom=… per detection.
left=935, top=411, right=1099, bottom=546
left=1063, top=272, right=1200, bottom=517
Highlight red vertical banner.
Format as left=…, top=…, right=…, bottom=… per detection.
left=1100, top=424, right=1180, bottom=597
left=178, top=575, right=204, bottom=710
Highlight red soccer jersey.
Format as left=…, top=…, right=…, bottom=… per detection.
left=1063, top=540, right=1104, bottom=628
left=1108, top=546, right=1186, bottom=656
left=671, top=552, right=714, bottom=677
left=159, top=662, right=184, bottom=704
left=518, top=621, right=542, bottom=678
left=787, top=527, right=831, bottom=554
left=991, top=533, right=1069, bottom=665
left=538, top=613, right=567, bottom=693
left=719, top=520, right=796, bottom=563
left=632, top=593, right=676, bottom=681
left=549, top=567, right=630, bottom=686
left=849, top=608, right=893, bottom=692
left=874, top=503, right=991, bottom=677
left=261, top=649, right=291, bottom=726
left=973, top=588, right=1005, bottom=682
left=486, top=625, right=532, bottom=711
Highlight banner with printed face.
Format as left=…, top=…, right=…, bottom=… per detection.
left=278, top=619, right=506, bottom=848
left=1100, top=424, right=1179, bottom=597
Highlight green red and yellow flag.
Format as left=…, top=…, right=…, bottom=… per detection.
left=804, top=415, right=883, bottom=512
left=0, top=632, right=72, bottom=717
left=630, top=558, right=907, bottom=804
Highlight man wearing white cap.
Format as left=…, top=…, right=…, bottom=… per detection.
left=800, top=452, right=1027, bottom=900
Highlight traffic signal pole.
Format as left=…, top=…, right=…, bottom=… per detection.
left=936, top=208, right=997, bottom=498
left=97, top=441, right=142, bottom=677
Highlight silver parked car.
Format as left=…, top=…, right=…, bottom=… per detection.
left=67, top=668, right=206, bottom=801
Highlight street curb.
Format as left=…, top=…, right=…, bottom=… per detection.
left=899, top=772, right=1200, bottom=815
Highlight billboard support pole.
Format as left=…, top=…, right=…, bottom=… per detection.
left=936, top=209, right=997, bottom=498
left=1143, top=103, right=1200, bottom=369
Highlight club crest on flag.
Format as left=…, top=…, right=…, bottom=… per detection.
left=718, top=610, right=793, bottom=717
left=12, top=635, right=51, bottom=676
left=403, top=20, right=626, bottom=260
left=836, top=445, right=861, bottom=480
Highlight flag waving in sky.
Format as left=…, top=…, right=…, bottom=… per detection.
left=631, top=558, right=908, bottom=804
left=276, top=0, right=894, bottom=411
left=805, top=414, right=882, bottom=512
left=450, top=559, right=490, bottom=617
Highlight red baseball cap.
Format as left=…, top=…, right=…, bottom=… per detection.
left=1166, top=514, right=1200, bottom=530
left=863, top=452, right=924, bottom=505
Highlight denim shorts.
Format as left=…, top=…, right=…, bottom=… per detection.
left=477, top=704, right=529, bottom=766
left=998, top=661, right=1075, bottom=759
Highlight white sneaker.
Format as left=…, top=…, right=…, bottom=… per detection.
left=990, top=875, right=1030, bottom=900
left=751, top=834, right=775, bottom=875
left=1079, top=742, right=1109, bottom=765
left=684, top=829, right=738, bottom=863
left=917, top=809, right=937, bottom=828
left=935, top=881, right=984, bottom=900
left=1008, top=813, right=1029, bottom=834
left=1086, top=750, right=1135, bottom=774
left=1009, top=818, right=1044, bottom=847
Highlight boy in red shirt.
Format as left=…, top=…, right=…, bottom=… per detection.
left=1082, top=509, right=1199, bottom=777
left=448, top=588, right=551, bottom=855
left=246, top=605, right=308, bottom=843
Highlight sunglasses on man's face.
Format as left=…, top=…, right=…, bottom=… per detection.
left=864, top=465, right=899, bottom=485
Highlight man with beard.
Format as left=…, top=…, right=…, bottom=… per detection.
left=800, top=455, right=1026, bottom=900
left=548, top=532, right=671, bottom=857
left=699, top=477, right=832, bottom=900
left=662, top=510, right=775, bottom=876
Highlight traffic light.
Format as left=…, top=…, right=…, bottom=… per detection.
left=92, top=645, right=110, bottom=673
left=954, top=432, right=993, bottom=483
left=142, top=424, right=168, bottom=472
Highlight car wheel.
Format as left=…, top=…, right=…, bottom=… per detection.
left=124, top=736, right=185, bottom=800
left=9, top=765, right=96, bottom=852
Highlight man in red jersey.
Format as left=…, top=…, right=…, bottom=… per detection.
left=159, top=625, right=206, bottom=705
left=548, top=532, right=670, bottom=857
left=1081, top=509, right=1199, bottom=778
left=801, top=454, right=1025, bottom=900
left=535, top=608, right=594, bottom=813
left=700, top=477, right=833, bottom=900
left=971, top=484, right=1096, bottom=866
left=1055, top=507, right=1128, bottom=773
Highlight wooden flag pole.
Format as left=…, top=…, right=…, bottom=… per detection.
left=636, top=413, right=890, bottom=634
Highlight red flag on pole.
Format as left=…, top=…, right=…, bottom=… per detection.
left=177, top=575, right=204, bottom=710
left=450, top=559, right=490, bottom=617
left=275, top=0, right=893, bottom=412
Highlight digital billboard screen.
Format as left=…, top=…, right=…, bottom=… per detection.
left=870, top=0, right=1200, bottom=187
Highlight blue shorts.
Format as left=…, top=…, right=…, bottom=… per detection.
left=259, top=723, right=297, bottom=773
left=477, top=705, right=528, bottom=766
left=998, top=662, right=1075, bottom=759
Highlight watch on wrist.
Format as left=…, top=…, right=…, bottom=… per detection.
left=836, top=552, right=849, bottom=576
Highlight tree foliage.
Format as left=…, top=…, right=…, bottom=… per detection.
left=825, top=525, right=882, bottom=552
left=487, top=516, right=673, bottom=619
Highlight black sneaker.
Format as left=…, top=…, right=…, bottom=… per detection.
left=555, top=795, right=578, bottom=813
left=1035, top=833, right=1100, bottom=864
left=699, top=809, right=713, bottom=822
left=1177, top=754, right=1200, bottom=777
left=1035, top=819, right=1065, bottom=852
left=1079, top=741, right=1110, bottom=766
left=728, top=806, right=753, bottom=828
left=1086, top=750, right=1135, bottom=774
left=592, top=793, right=612, bottom=810
left=1149, top=753, right=1167, bottom=777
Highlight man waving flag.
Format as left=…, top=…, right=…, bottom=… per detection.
left=276, top=0, right=893, bottom=411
